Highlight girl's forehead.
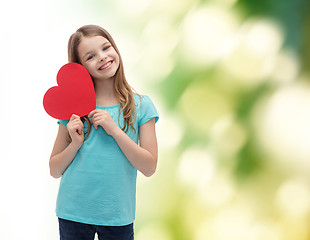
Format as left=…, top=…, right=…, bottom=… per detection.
left=80, top=35, right=110, bottom=46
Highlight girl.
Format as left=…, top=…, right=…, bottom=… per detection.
left=49, top=25, right=159, bottom=240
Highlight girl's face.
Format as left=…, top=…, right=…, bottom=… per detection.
left=77, top=35, right=120, bottom=82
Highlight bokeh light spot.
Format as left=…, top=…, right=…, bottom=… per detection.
left=221, top=18, right=284, bottom=85
left=253, top=83, right=310, bottom=171
left=181, top=4, right=239, bottom=66
left=270, top=49, right=300, bottom=84
left=178, top=146, right=216, bottom=190
left=209, top=115, right=248, bottom=156
left=276, top=178, right=310, bottom=218
left=180, top=81, right=233, bottom=132
left=140, top=17, right=178, bottom=80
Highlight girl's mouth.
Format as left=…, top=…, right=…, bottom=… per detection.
left=99, top=61, right=113, bottom=70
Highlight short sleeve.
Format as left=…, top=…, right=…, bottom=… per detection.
left=138, top=95, right=159, bottom=127
left=58, top=119, right=69, bottom=127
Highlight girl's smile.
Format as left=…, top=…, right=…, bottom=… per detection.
left=98, top=60, right=113, bottom=70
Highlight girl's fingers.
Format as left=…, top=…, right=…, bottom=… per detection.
left=92, top=117, right=101, bottom=129
left=70, top=114, right=80, bottom=121
left=70, top=122, right=82, bottom=130
left=78, top=124, right=84, bottom=135
left=92, top=116, right=101, bottom=123
left=69, top=120, right=84, bottom=135
left=89, top=109, right=108, bottom=118
left=89, top=110, right=110, bottom=130
left=88, top=110, right=97, bottom=118
left=70, top=126, right=82, bottom=135
left=71, top=116, right=83, bottom=125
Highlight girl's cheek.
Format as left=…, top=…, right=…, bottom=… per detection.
left=84, top=65, right=93, bottom=74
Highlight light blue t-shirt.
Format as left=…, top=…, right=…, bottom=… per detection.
left=56, top=94, right=159, bottom=226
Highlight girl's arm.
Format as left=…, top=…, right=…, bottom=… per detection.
left=49, top=115, right=84, bottom=178
left=89, top=109, right=158, bottom=177
left=113, top=118, right=158, bottom=177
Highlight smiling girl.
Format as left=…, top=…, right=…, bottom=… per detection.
left=49, top=25, right=159, bottom=240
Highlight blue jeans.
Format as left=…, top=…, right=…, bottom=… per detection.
left=58, top=218, right=134, bottom=240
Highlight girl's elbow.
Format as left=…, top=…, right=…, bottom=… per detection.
left=49, top=168, right=62, bottom=179
left=50, top=170, right=62, bottom=179
left=49, top=161, right=62, bottom=179
left=144, top=159, right=157, bottom=177
left=143, top=169, right=155, bottom=177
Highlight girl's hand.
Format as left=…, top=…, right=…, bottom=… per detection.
left=67, top=114, right=84, bottom=148
left=88, top=109, right=120, bottom=136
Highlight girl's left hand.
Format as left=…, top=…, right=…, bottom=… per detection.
left=88, top=109, right=120, bottom=136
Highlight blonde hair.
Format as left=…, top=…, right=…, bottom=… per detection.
left=68, top=25, right=136, bottom=133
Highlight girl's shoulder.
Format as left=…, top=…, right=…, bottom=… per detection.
left=133, top=93, right=153, bottom=109
left=133, top=93, right=159, bottom=125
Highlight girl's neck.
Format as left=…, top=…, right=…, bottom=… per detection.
left=94, top=78, right=118, bottom=107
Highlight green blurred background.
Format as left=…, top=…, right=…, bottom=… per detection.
left=1, top=0, right=310, bottom=239
left=108, top=0, right=310, bottom=239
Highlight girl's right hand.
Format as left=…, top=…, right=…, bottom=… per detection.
left=67, top=114, right=84, bottom=148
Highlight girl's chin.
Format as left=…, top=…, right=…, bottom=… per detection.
left=93, top=75, right=116, bottom=82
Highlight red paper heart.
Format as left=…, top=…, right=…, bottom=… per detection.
left=43, top=63, right=96, bottom=120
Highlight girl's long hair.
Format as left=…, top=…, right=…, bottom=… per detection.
left=68, top=25, right=136, bottom=136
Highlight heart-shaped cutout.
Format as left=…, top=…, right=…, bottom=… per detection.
left=43, top=63, right=96, bottom=120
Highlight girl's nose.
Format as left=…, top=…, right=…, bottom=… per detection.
left=99, top=51, right=107, bottom=61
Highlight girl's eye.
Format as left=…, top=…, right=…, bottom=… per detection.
left=103, top=46, right=110, bottom=51
left=87, top=56, right=94, bottom=60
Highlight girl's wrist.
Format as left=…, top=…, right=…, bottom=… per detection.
left=111, top=127, right=123, bottom=139
left=70, top=140, right=83, bottom=150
